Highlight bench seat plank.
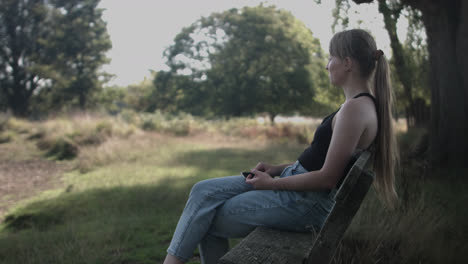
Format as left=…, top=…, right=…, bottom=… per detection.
left=219, top=227, right=316, bottom=264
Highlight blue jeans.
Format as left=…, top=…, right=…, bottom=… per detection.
left=167, top=161, right=336, bottom=263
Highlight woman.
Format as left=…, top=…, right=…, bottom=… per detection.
left=163, top=29, right=398, bottom=264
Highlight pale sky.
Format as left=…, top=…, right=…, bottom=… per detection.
left=98, top=0, right=404, bottom=87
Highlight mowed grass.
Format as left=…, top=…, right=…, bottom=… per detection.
left=0, top=114, right=466, bottom=264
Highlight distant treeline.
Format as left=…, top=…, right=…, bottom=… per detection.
left=1, top=2, right=429, bottom=124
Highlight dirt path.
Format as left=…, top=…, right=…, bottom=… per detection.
left=0, top=134, right=72, bottom=222
left=0, top=159, right=71, bottom=221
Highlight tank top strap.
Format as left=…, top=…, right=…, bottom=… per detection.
left=352, top=92, right=377, bottom=106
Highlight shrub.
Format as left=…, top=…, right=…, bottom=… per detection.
left=44, top=137, right=79, bottom=160
left=137, top=111, right=196, bottom=136
left=32, top=113, right=141, bottom=161
left=0, top=131, right=15, bottom=143
left=37, top=134, right=79, bottom=160
left=6, top=118, right=31, bottom=134
left=27, top=128, right=46, bottom=140
left=140, top=116, right=158, bottom=131
left=119, top=109, right=139, bottom=125
left=95, top=121, right=113, bottom=137
left=165, top=116, right=194, bottom=136
left=112, top=123, right=137, bottom=138
left=69, top=130, right=102, bottom=146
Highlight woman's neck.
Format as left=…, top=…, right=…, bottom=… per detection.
left=342, top=77, right=370, bottom=101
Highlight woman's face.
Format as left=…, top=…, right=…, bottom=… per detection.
left=326, top=55, right=347, bottom=86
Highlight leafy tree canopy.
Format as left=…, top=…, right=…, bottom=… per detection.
left=155, top=5, right=332, bottom=119
left=0, top=0, right=111, bottom=116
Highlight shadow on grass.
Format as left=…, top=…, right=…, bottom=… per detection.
left=0, top=179, right=198, bottom=264
left=2, top=140, right=465, bottom=264
left=0, top=142, right=304, bottom=264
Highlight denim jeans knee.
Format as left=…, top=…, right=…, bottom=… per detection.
left=167, top=175, right=252, bottom=262
left=167, top=162, right=336, bottom=263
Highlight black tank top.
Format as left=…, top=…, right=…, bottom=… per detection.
left=297, top=93, right=377, bottom=174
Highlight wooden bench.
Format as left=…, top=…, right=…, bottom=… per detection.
left=219, top=150, right=375, bottom=264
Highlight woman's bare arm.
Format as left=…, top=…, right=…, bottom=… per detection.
left=247, top=100, right=371, bottom=191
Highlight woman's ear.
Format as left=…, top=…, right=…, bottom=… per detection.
left=343, top=57, right=353, bottom=72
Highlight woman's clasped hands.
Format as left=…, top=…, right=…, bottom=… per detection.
left=245, top=169, right=275, bottom=189
left=245, top=162, right=284, bottom=190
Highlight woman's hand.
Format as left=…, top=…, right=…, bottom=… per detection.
left=253, top=162, right=284, bottom=177
left=245, top=169, right=277, bottom=190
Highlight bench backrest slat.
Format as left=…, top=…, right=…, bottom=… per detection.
left=305, top=150, right=375, bottom=264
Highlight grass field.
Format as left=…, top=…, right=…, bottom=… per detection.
left=0, top=112, right=466, bottom=263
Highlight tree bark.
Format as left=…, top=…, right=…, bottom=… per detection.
left=417, top=0, right=468, bottom=168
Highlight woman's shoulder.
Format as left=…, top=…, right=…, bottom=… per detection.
left=337, top=96, right=377, bottom=124
left=342, top=96, right=375, bottom=113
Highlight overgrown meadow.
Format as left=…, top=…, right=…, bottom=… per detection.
left=0, top=111, right=465, bottom=263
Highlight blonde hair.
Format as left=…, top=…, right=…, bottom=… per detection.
left=330, top=29, right=399, bottom=208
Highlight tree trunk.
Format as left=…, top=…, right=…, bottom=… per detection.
left=79, top=90, right=86, bottom=110
left=10, top=60, right=29, bottom=116
left=10, top=91, right=29, bottom=117
left=417, top=0, right=468, bottom=168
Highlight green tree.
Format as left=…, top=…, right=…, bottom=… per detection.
left=151, top=71, right=205, bottom=115
left=125, top=73, right=156, bottom=112
left=0, top=0, right=111, bottom=116
left=158, top=5, right=329, bottom=120
left=0, top=0, right=50, bottom=116
left=39, top=0, right=111, bottom=110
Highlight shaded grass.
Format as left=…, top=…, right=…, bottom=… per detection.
left=332, top=127, right=468, bottom=264
left=1, top=184, right=186, bottom=264
left=338, top=176, right=468, bottom=264
left=0, top=131, right=303, bottom=264
left=0, top=116, right=466, bottom=263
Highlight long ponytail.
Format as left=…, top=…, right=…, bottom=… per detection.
left=330, top=29, right=399, bottom=209
left=373, top=55, right=399, bottom=209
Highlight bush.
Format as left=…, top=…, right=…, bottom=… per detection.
left=6, top=118, right=31, bottom=134
left=67, top=121, right=114, bottom=146
left=69, top=130, right=103, bottom=146
left=165, top=117, right=194, bottom=136
left=137, top=111, right=196, bottom=136
left=0, top=131, right=15, bottom=143
left=95, top=121, right=113, bottom=137
left=27, top=128, right=46, bottom=140
left=140, top=116, right=159, bottom=131
left=32, top=113, right=139, bottom=161
left=38, top=137, right=78, bottom=160
left=118, top=109, right=139, bottom=125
